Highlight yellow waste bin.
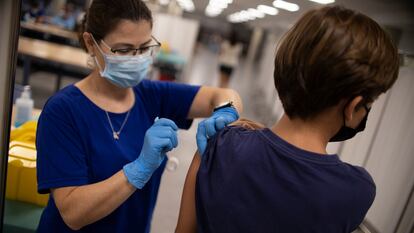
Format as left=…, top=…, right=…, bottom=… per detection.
left=6, top=139, right=49, bottom=207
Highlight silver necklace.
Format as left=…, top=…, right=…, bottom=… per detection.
left=105, top=110, right=131, bottom=140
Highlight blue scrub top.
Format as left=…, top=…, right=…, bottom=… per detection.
left=36, top=80, right=200, bottom=233
left=196, top=126, right=376, bottom=233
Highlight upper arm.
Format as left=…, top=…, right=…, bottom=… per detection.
left=175, top=152, right=202, bottom=233
left=36, top=99, right=89, bottom=194
left=141, top=80, right=242, bottom=121
left=138, top=80, right=200, bottom=129
left=187, top=86, right=215, bottom=118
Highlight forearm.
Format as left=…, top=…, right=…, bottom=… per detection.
left=54, top=170, right=136, bottom=230
left=56, top=118, right=178, bottom=229
left=188, top=86, right=243, bottom=119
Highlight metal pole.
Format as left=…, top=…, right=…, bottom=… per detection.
left=0, top=0, right=22, bottom=231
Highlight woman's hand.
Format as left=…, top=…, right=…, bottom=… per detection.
left=123, top=118, right=178, bottom=189
left=52, top=119, right=178, bottom=230
left=196, top=106, right=239, bottom=156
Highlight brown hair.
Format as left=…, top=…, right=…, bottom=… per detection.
left=78, top=0, right=153, bottom=51
left=274, top=6, right=399, bottom=120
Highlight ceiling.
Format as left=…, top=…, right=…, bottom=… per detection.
left=190, top=0, right=414, bottom=32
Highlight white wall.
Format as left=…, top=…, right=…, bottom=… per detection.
left=255, top=32, right=284, bottom=125
left=341, top=67, right=414, bottom=233
left=365, top=67, right=414, bottom=233
left=152, top=13, right=200, bottom=62
left=399, top=30, right=414, bottom=55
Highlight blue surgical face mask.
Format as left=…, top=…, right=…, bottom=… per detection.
left=92, top=37, right=153, bottom=88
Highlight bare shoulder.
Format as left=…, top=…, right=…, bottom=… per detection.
left=229, top=118, right=265, bottom=130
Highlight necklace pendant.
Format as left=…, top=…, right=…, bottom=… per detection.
left=113, top=132, right=120, bottom=140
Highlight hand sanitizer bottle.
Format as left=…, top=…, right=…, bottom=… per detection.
left=15, top=85, right=34, bottom=127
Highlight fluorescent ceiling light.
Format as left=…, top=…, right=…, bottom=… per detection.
left=240, top=10, right=255, bottom=20
left=206, top=7, right=222, bottom=13
left=205, top=4, right=223, bottom=17
left=273, top=0, right=299, bottom=12
left=205, top=0, right=233, bottom=17
left=257, top=5, right=278, bottom=15
left=177, top=0, right=191, bottom=4
left=248, top=8, right=265, bottom=18
left=177, top=0, right=195, bottom=12
left=206, top=7, right=222, bottom=15
left=228, top=17, right=236, bottom=22
left=159, top=0, right=170, bottom=6
left=206, top=11, right=220, bottom=17
left=308, top=0, right=335, bottom=4
left=209, top=0, right=229, bottom=7
left=235, top=13, right=247, bottom=22
left=227, top=7, right=266, bottom=23
left=228, top=15, right=241, bottom=23
left=208, top=2, right=228, bottom=9
left=185, top=6, right=195, bottom=12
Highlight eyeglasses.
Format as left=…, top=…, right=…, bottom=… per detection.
left=100, top=36, right=161, bottom=57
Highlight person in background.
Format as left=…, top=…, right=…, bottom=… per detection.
left=217, top=32, right=243, bottom=88
left=75, top=10, right=86, bottom=32
left=47, top=2, right=77, bottom=30
left=23, top=1, right=45, bottom=22
left=35, top=0, right=243, bottom=232
left=176, top=6, right=399, bottom=233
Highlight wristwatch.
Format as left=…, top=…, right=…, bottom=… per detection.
left=213, top=101, right=234, bottom=112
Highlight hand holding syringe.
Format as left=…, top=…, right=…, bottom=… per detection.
left=155, top=117, right=179, bottom=172
left=123, top=117, right=179, bottom=189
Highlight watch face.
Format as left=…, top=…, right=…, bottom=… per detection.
left=214, top=101, right=233, bottom=111
left=218, top=102, right=230, bottom=108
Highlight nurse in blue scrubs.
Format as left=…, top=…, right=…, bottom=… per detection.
left=35, top=0, right=242, bottom=232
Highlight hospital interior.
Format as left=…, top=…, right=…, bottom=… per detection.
left=0, top=0, right=413, bottom=232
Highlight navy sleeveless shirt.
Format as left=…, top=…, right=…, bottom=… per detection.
left=196, top=126, right=375, bottom=233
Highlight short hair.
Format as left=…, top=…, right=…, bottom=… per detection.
left=274, top=6, right=399, bottom=120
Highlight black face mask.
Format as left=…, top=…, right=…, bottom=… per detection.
left=329, top=105, right=371, bottom=142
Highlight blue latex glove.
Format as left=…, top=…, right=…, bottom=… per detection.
left=196, top=106, right=239, bottom=156
left=123, top=118, right=178, bottom=189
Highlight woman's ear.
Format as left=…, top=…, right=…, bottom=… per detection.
left=83, top=32, right=95, bottom=56
left=344, top=96, right=363, bottom=122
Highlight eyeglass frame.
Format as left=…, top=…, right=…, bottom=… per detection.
left=99, top=35, right=162, bottom=56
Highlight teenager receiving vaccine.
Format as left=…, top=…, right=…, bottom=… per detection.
left=176, top=6, right=399, bottom=233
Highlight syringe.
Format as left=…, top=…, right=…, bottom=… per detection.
left=154, top=117, right=179, bottom=172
